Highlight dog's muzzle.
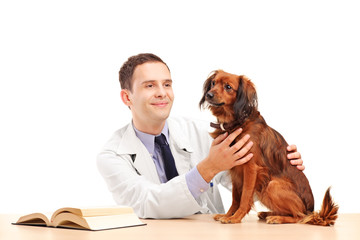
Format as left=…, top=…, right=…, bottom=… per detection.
left=206, top=92, right=224, bottom=107
left=206, top=92, right=215, bottom=99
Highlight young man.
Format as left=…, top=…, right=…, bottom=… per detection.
left=97, top=53, right=304, bottom=218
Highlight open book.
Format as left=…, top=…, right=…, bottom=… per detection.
left=14, top=206, right=146, bottom=231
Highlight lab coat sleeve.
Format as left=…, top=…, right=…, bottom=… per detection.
left=97, top=150, right=206, bottom=219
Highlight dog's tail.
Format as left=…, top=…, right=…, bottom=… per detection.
left=300, top=187, right=339, bottom=226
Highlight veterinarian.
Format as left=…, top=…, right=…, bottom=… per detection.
left=97, top=53, right=304, bottom=218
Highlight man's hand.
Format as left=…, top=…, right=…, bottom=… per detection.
left=287, top=144, right=305, bottom=171
left=197, top=128, right=253, bottom=183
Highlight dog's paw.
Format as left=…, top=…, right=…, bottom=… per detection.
left=220, top=216, right=242, bottom=224
left=266, top=216, right=281, bottom=224
left=213, top=214, right=226, bottom=221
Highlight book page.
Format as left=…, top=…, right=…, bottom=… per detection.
left=84, top=213, right=146, bottom=230
left=51, top=206, right=134, bottom=221
left=15, top=213, right=52, bottom=226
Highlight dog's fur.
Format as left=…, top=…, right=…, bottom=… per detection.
left=199, top=70, right=338, bottom=225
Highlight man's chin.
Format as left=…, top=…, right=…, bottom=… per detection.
left=155, top=110, right=171, bottom=121
left=157, top=112, right=171, bottom=120
left=149, top=105, right=172, bottom=120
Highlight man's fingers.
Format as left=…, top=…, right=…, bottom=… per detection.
left=234, top=153, right=253, bottom=166
left=213, top=132, right=228, bottom=146
left=234, top=140, right=253, bottom=159
left=287, top=144, right=297, bottom=152
left=223, top=128, right=243, bottom=146
left=230, top=134, right=251, bottom=153
left=288, top=152, right=301, bottom=160
left=290, top=159, right=303, bottom=166
left=297, top=165, right=305, bottom=171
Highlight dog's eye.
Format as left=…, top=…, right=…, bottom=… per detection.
left=211, top=80, right=215, bottom=87
left=225, top=84, right=232, bottom=90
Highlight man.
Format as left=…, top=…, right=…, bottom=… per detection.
left=97, top=53, right=304, bottom=218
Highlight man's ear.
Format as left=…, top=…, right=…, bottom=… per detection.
left=120, top=89, right=131, bottom=108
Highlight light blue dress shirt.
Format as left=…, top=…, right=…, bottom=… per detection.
left=133, top=121, right=210, bottom=199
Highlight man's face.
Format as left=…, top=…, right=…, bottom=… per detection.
left=123, top=62, right=174, bottom=132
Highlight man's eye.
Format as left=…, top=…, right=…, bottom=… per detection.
left=146, top=84, right=153, bottom=88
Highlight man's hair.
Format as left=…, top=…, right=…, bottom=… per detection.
left=119, top=53, right=169, bottom=91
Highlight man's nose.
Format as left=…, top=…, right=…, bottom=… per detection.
left=156, top=85, right=167, bottom=97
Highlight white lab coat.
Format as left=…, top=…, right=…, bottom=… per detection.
left=97, top=116, right=232, bottom=219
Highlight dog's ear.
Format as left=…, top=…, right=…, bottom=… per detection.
left=199, top=71, right=217, bottom=108
left=233, top=75, right=258, bottom=119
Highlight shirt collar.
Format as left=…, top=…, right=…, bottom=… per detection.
left=133, top=121, right=170, bottom=156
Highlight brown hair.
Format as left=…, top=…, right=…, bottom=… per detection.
left=119, top=53, right=169, bottom=91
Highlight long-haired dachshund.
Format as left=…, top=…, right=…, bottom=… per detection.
left=199, top=70, right=338, bottom=226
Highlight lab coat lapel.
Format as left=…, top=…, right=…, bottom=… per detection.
left=116, top=124, right=161, bottom=184
left=168, top=119, right=194, bottom=175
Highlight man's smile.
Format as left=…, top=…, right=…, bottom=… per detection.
left=151, top=101, right=169, bottom=107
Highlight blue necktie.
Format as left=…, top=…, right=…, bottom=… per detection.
left=155, top=134, right=179, bottom=181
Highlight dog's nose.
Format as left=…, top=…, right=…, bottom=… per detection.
left=206, top=92, right=214, bottom=99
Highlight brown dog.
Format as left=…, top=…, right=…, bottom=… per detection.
left=199, top=70, right=338, bottom=225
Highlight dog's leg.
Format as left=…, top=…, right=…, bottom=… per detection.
left=259, top=177, right=306, bottom=224
left=214, top=179, right=242, bottom=221
left=257, top=212, right=301, bottom=223
left=266, top=215, right=303, bottom=224
left=220, top=165, right=257, bottom=224
left=258, top=211, right=276, bottom=220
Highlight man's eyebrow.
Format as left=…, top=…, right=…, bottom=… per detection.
left=141, top=79, right=172, bottom=84
left=141, top=80, right=156, bottom=84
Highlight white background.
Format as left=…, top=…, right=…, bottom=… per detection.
left=1, top=0, right=359, bottom=214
